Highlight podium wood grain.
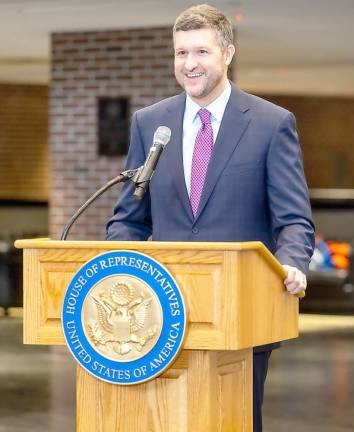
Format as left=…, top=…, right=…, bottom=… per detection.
left=77, top=349, right=252, bottom=432
left=16, top=239, right=300, bottom=432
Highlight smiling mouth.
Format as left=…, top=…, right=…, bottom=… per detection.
left=185, top=73, right=204, bottom=78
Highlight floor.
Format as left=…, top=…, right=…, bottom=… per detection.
left=264, top=316, right=354, bottom=432
left=0, top=315, right=353, bottom=432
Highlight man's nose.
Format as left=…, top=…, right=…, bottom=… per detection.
left=184, top=54, right=198, bottom=70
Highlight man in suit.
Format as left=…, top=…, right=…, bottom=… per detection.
left=106, top=4, right=315, bottom=431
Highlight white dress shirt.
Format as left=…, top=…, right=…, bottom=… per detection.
left=182, top=80, right=232, bottom=196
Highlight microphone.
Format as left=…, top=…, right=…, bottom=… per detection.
left=60, top=126, right=170, bottom=240
left=133, top=126, right=171, bottom=200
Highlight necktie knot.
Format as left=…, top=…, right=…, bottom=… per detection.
left=198, top=108, right=212, bottom=125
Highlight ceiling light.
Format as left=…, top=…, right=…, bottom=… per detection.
left=234, top=12, right=245, bottom=22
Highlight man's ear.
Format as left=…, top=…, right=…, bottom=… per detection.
left=225, top=44, right=236, bottom=66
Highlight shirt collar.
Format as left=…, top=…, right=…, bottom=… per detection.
left=184, top=80, right=232, bottom=124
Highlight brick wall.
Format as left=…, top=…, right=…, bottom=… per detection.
left=50, top=27, right=183, bottom=240
left=0, top=84, right=48, bottom=201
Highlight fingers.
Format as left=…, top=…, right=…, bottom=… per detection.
left=282, top=265, right=307, bottom=295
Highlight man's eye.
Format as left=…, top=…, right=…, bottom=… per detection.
left=199, top=49, right=208, bottom=54
left=175, top=51, right=186, bottom=57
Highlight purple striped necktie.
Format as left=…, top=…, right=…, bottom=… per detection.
left=190, top=108, right=213, bottom=217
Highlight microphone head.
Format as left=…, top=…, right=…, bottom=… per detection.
left=153, top=126, right=171, bottom=147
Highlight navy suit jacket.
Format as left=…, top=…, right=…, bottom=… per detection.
left=106, top=84, right=315, bottom=350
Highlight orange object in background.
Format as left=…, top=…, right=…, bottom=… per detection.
left=312, top=236, right=352, bottom=271
left=327, top=241, right=351, bottom=270
left=331, top=253, right=350, bottom=270
left=327, top=241, right=351, bottom=257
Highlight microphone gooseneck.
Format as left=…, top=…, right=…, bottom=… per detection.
left=60, top=126, right=171, bottom=240
left=60, top=170, right=137, bottom=241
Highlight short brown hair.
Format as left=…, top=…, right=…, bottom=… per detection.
left=173, top=4, right=234, bottom=51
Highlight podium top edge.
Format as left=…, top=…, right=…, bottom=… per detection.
left=15, top=238, right=264, bottom=251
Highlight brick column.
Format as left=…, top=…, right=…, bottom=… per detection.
left=50, top=27, right=181, bottom=240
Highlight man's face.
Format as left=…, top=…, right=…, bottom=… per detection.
left=174, top=28, right=235, bottom=106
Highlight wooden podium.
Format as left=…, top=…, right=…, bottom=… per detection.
left=15, top=239, right=299, bottom=432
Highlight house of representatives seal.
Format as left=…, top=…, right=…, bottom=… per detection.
left=62, top=250, right=186, bottom=385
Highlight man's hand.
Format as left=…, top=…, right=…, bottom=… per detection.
left=282, top=265, right=307, bottom=295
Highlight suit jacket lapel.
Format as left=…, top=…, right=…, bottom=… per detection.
left=194, top=85, right=251, bottom=222
left=161, top=93, right=194, bottom=222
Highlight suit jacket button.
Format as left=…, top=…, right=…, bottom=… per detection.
left=192, top=228, right=199, bottom=234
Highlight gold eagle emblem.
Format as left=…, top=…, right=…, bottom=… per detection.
left=88, top=281, right=158, bottom=356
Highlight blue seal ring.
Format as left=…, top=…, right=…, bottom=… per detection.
left=62, top=250, right=186, bottom=385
